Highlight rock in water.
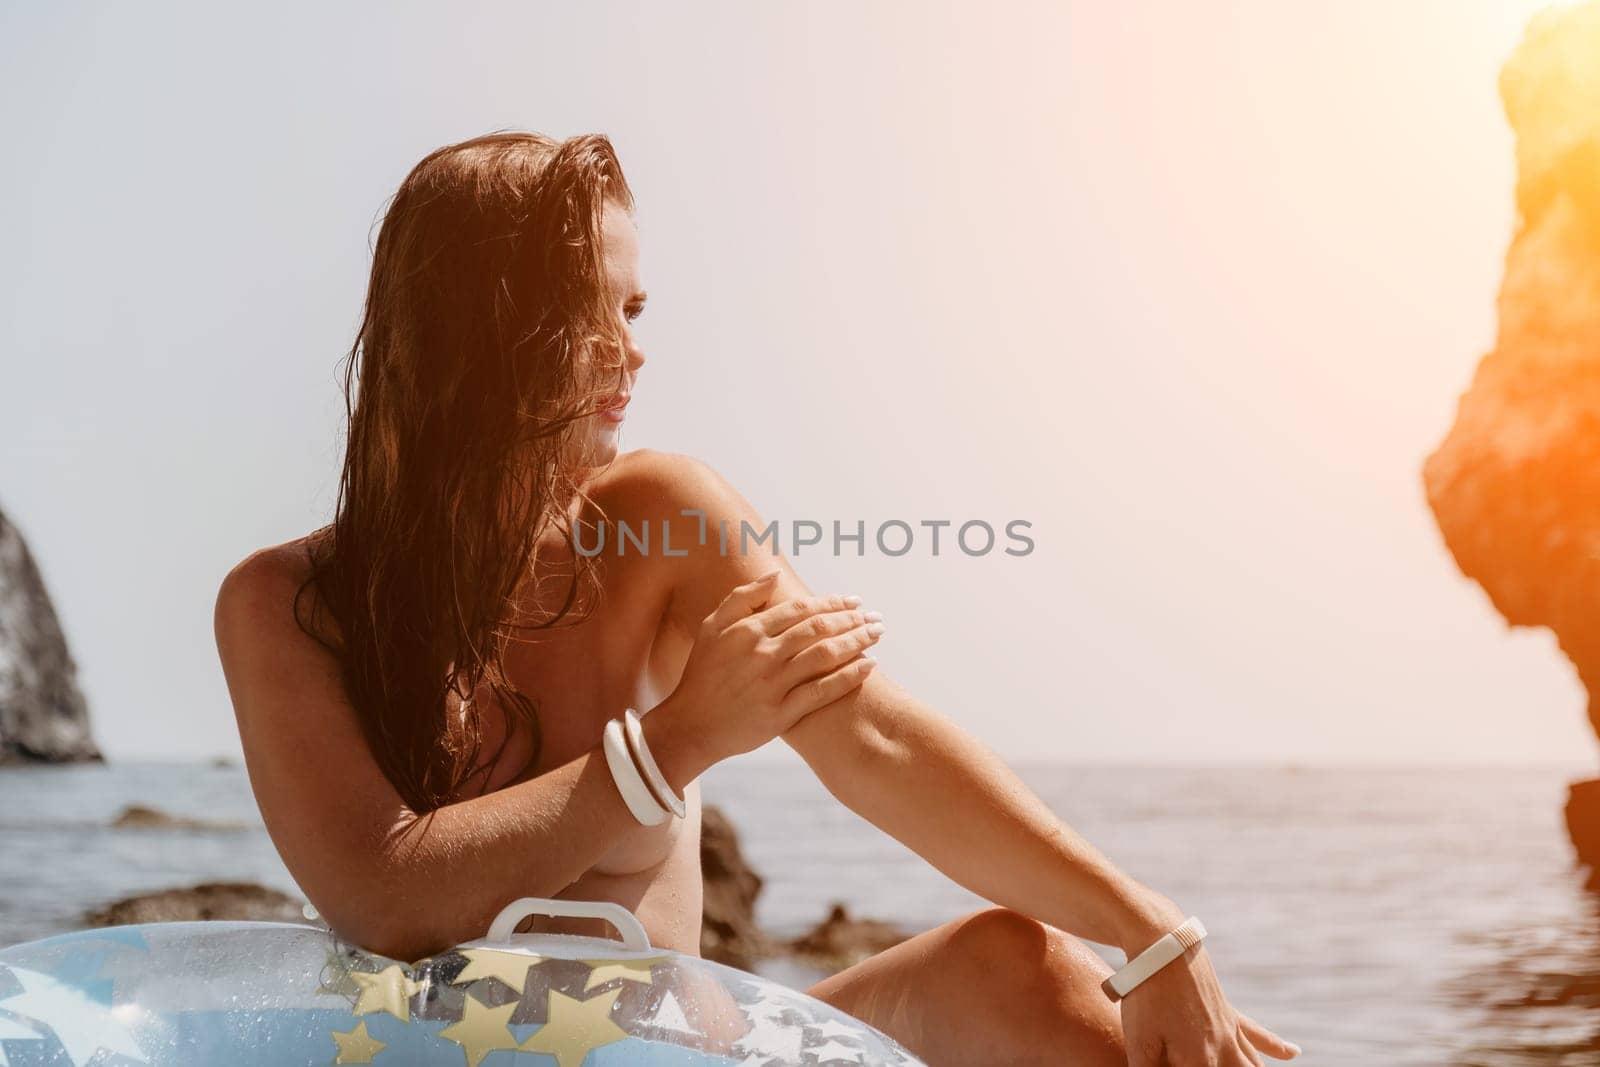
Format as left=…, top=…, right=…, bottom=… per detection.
left=0, top=506, right=101, bottom=764
left=782, top=903, right=913, bottom=972
left=82, top=882, right=312, bottom=927
left=1423, top=4, right=1600, bottom=868
left=1568, top=782, right=1600, bottom=888
left=698, top=803, right=777, bottom=968
left=698, top=804, right=913, bottom=977
left=109, top=804, right=249, bottom=831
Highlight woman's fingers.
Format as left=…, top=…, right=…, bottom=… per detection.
left=780, top=621, right=884, bottom=688
left=1235, top=1028, right=1265, bottom=1066
left=780, top=654, right=878, bottom=720
left=703, top=570, right=783, bottom=630
left=1239, top=1014, right=1300, bottom=1061
left=769, top=607, right=879, bottom=658
left=755, top=593, right=861, bottom=636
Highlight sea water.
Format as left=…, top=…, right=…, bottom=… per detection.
left=1, top=760, right=1596, bottom=1066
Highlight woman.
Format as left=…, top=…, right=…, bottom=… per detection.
left=213, top=131, right=1300, bottom=1066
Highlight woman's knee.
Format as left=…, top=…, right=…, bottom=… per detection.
left=943, top=907, right=1125, bottom=1066
left=949, top=907, right=1109, bottom=985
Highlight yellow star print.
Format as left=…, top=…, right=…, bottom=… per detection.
left=519, top=986, right=629, bottom=1067
left=437, top=992, right=521, bottom=1067
left=351, top=964, right=426, bottom=1022
left=580, top=955, right=667, bottom=992
left=330, top=1019, right=387, bottom=1064
left=452, top=948, right=547, bottom=995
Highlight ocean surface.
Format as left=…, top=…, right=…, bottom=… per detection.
left=2, top=760, right=1598, bottom=1066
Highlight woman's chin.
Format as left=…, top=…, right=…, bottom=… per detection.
left=571, top=429, right=622, bottom=469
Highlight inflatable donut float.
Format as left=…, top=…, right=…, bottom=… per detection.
left=0, top=896, right=926, bottom=1065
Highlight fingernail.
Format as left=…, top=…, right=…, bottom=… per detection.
left=866, top=622, right=885, bottom=637
left=861, top=655, right=878, bottom=666
left=863, top=610, right=883, bottom=623
left=758, top=569, right=780, bottom=581
left=842, top=594, right=863, bottom=607
left=1287, top=1043, right=1302, bottom=1057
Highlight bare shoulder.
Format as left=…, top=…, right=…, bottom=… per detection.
left=579, top=449, right=773, bottom=589
left=580, top=450, right=811, bottom=648
left=217, top=537, right=313, bottom=601
left=213, top=531, right=339, bottom=656
left=581, top=448, right=755, bottom=524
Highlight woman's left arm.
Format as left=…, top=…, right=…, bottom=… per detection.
left=629, top=450, right=1176, bottom=945
left=793, top=668, right=1185, bottom=952
left=625, top=449, right=1299, bottom=1064
left=792, top=671, right=1299, bottom=1064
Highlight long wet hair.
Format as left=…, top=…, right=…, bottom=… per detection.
left=294, top=131, right=635, bottom=816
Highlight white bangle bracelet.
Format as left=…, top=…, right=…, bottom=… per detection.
left=623, top=707, right=687, bottom=819
left=1101, top=916, right=1207, bottom=1002
left=602, top=717, right=668, bottom=826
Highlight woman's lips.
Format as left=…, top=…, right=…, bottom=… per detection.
left=601, top=394, right=630, bottom=423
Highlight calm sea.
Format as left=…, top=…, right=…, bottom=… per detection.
left=2, top=760, right=1597, bottom=1066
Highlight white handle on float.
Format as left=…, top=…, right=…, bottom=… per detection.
left=485, top=897, right=653, bottom=951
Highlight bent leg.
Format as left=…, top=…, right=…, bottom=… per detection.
left=804, top=907, right=1125, bottom=1067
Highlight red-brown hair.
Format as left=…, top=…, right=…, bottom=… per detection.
left=294, top=131, right=634, bottom=815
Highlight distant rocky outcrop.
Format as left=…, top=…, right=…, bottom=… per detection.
left=778, top=902, right=918, bottom=973
left=698, top=802, right=779, bottom=968
left=110, top=804, right=249, bottom=832
left=1569, top=782, right=1600, bottom=888
left=81, top=803, right=915, bottom=977
left=1423, top=4, right=1600, bottom=869
left=83, top=881, right=310, bottom=927
left=0, top=506, right=100, bottom=764
left=699, top=804, right=914, bottom=972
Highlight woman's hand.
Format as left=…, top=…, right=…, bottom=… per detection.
left=649, top=569, right=883, bottom=774
left=1117, top=938, right=1300, bottom=1066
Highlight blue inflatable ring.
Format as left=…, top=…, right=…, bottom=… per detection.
left=0, top=895, right=927, bottom=1066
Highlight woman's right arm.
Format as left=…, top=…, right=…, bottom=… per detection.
left=212, top=551, right=874, bottom=964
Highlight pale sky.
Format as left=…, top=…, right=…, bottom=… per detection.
left=3, top=0, right=1592, bottom=767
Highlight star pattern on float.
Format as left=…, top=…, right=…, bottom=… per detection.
left=437, top=990, right=521, bottom=1067
left=350, top=963, right=426, bottom=1022
left=812, top=1018, right=871, bottom=1042
left=578, top=953, right=667, bottom=992
left=728, top=982, right=875, bottom=1066
left=729, top=981, right=795, bottom=1060
left=451, top=947, right=549, bottom=995
left=731, top=1005, right=807, bottom=1066
left=0, top=1010, right=45, bottom=1067
left=0, top=965, right=148, bottom=1066
left=641, top=988, right=698, bottom=1038
left=0, top=935, right=912, bottom=1067
left=518, top=985, right=629, bottom=1067
left=329, top=1018, right=388, bottom=1064
left=811, top=1036, right=867, bottom=1064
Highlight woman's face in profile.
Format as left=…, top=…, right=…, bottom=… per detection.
left=572, top=199, right=648, bottom=468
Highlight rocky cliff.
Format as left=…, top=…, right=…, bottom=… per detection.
left=1423, top=3, right=1600, bottom=870
left=0, top=505, right=101, bottom=764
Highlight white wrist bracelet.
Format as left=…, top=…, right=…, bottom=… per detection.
left=1101, top=916, right=1207, bottom=1002
left=602, top=717, right=668, bottom=826
left=623, top=707, right=687, bottom=819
